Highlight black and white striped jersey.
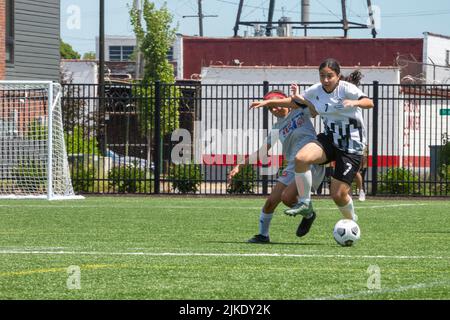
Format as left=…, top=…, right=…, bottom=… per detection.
left=303, top=81, right=368, bottom=155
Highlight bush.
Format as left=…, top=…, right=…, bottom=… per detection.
left=71, top=165, right=96, bottom=193
left=108, top=165, right=151, bottom=193
left=227, top=164, right=257, bottom=194
left=169, top=164, right=202, bottom=194
left=65, top=126, right=100, bottom=156
left=428, top=182, right=450, bottom=196
left=378, top=168, right=421, bottom=195
left=438, top=142, right=450, bottom=179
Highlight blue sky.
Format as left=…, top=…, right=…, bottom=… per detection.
left=61, top=0, right=450, bottom=55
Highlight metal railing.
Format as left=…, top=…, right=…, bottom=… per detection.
left=61, top=81, right=450, bottom=197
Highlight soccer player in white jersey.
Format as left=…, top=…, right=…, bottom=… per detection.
left=284, top=58, right=374, bottom=220
left=228, top=90, right=325, bottom=243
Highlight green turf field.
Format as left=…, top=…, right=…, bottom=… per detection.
left=0, top=196, right=449, bottom=300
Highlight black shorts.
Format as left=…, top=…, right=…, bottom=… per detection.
left=315, top=133, right=362, bottom=186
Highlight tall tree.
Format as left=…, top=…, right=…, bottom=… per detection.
left=60, top=40, right=81, bottom=59
left=129, top=1, right=180, bottom=136
left=82, top=52, right=96, bottom=60
left=130, top=1, right=176, bottom=84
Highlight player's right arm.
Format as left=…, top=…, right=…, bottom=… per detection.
left=290, top=83, right=318, bottom=117
left=250, top=97, right=296, bottom=110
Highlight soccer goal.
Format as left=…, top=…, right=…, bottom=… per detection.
left=0, top=81, right=83, bottom=200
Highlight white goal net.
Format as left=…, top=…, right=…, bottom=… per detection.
left=0, top=81, right=83, bottom=200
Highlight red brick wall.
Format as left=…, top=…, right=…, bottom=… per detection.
left=0, top=90, right=47, bottom=135
left=0, top=0, right=5, bottom=79
left=182, top=37, right=424, bottom=79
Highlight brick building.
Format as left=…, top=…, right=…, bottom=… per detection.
left=180, top=36, right=424, bottom=80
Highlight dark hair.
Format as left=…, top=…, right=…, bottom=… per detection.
left=341, top=70, right=363, bottom=86
left=319, top=58, right=341, bottom=75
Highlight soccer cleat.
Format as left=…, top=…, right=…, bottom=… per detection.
left=358, top=190, right=366, bottom=202
left=284, top=201, right=313, bottom=217
left=247, top=234, right=270, bottom=244
left=296, top=211, right=316, bottom=237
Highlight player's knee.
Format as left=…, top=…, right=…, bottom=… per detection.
left=281, top=191, right=296, bottom=207
left=294, top=153, right=310, bottom=167
left=331, top=189, right=347, bottom=204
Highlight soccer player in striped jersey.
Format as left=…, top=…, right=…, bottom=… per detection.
left=284, top=58, right=374, bottom=221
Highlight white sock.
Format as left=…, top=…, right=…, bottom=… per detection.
left=259, top=210, right=273, bottom=237
left=338, top=198, right=358, bottom=221
left=294, top=171, right=312, bottom=204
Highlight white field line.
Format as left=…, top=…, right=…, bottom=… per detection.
left=0, top=203, right=428, bottom=211
left=312, top=280, right=450, bottom=300
left=0, top=249, right=448, bottom=261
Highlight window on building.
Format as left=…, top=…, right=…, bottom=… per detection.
left=109, top=46, right=122, bottom=61
left=108, top=45, right=135, bottom=61
left=122, top=46, right=134, bottom=61
left=5, top=0, right=14, bottom=63
left=446, top=50, right=450, bottom=66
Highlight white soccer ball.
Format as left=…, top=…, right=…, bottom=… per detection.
left=333, top=219, right=361, bottom=247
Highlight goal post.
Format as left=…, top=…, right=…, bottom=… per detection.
left=0, top=81, right=84, bottom=200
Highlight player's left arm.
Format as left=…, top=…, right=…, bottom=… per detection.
left=342, top=83, right=374, bottom=109
left=342, top=97, right=374, bottom=109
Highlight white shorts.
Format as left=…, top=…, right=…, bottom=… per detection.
left=277, top=161, right=325, bottom=192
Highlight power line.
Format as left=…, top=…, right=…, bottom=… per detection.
left=382, top=10, right=450, bottom=18
left=315, top=0, right=341, bottom=20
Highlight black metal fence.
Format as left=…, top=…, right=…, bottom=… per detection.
left=61, top=82, right=450, bottom=197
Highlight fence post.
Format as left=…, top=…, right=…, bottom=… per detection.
left=371, top=81, right=379, bottom=196
left=154, top=81, right=161, bottom=194
left=262, top=81, right=269, bottom=195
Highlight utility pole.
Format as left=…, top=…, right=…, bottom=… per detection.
left=367, top=0, right=377, bottom=38
left=341, top=0, right=349, bottom=38
left=182, top=0, right=218, bottom=36
left=99, top=0, right=105, bottom=86
left=133, top=0, right=143, bottom=79
left=265, top=0, right=275, bottom=37
left=98, top=0, right=106, bottom=155
left=233, top=0, right=244, bottom=37
left=197, top=0, right=204, bottom=37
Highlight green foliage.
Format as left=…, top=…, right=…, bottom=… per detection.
left=27, top=120, right=47, bottom=141
left=227, top=164, right=257, bottom=194
left=65, top=126, right=100, bottom=156
left=108, top=165, right=152, bottom=193
left=439, top=142, right=450, bottom=163
left=82, top=52, right=96, bottom=60
left=132, top=85, right=180, bottom=135
left=378, top=168, right=421, bottom=195
left=71, top=165, right=96, bottom=193
left=438, top=142, right=450, bottom=179
left=60, top=39, right=81, bottom=59
left=427, top=182, right=450, bottom=196
left=129, top=1, right=180, bottom=135
left=169, top=164, right=202, bottom=194
left=129, top=1, right=177, bottom=84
